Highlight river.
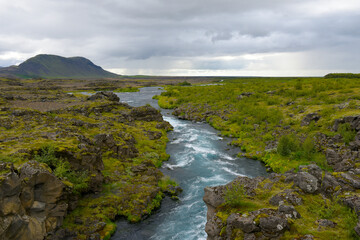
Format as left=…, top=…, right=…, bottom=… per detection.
left=111, top=87, right=268, bottom=240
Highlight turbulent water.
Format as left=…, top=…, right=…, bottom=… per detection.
left=112, top=87, right=268, bottom=240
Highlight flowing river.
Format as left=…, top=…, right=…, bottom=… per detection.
left=111, top=87, right=268, bottom=240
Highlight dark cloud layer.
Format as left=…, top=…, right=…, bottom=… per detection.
left=0, top=0, right=359, bottom=75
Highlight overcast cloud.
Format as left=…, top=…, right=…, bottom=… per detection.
left=0, top=0, right=359, bottom=76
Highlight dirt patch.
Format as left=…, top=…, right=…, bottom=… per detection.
left=9, top=101, right=82, bottom=112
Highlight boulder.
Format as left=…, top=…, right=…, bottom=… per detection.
left=316, top=219, right=337, bottom=229
left=278, top=205, right=301, bottom=219
left=205, top=214, right=223, bottom=240
left=87, top=91, right=120, bottom=102
left=203, top=186, right=225, bottom=220
left=226, top=214, right=259, bottom=233
left=294, top=172, right=319, bottom=194
left=301, top=113, right=321, bottom=126
left=259, top=215, right=289, bottom=238
left=130, top=105, right=163, bottom=122
left=326, top=149, right=342, bottom=166
left=0, top=161, right=67, bottom=240
left=269, top=189, right=303, bottom=206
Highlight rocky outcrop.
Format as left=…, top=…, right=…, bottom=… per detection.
left=87, top=91, right=120, bottom=102
left=204, top=163, right=360, bottom=239
left=301, top=113, right=321, bottom=126
left=0, top=161, right=67, bottom=240
left=130, top=105, right=163, bottom=122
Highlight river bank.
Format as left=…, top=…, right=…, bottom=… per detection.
left=155, top=77, right=360, bottom=239
left=112, top=87, right=267, bottom=239
left=0, top=84, right=178, bottom=239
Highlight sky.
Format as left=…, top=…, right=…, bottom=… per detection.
left=0, top=0, right=360, bottom=76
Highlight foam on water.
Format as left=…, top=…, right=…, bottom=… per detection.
left=112, top=87, right=268, bottom=240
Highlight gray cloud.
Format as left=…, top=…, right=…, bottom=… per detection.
left=0, top=0, right=359, bottom=75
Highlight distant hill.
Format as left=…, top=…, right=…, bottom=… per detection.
left=0, top=54, right=120, bottom=79
left=324, top=73, right=360, bottom=79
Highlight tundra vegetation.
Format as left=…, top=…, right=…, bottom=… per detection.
left=156, top=76, right=360, bottom=239
left=0, top=78, right=182, bottom=239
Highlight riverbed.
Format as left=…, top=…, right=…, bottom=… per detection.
left=111, top=87, right=268, bottom=240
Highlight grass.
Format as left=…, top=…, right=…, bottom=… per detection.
left=155, top=76, right=360, bottom=172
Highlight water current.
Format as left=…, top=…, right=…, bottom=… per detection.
left=111, top=87, right=268, bottom=240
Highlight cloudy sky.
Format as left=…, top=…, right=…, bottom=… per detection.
left=0, top=0, right=360, bottom=76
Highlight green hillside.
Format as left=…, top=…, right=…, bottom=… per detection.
left=0, top=54, right=120, bottom=79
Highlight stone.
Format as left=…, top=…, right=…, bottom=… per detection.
left=316, top=219, right=337, bottom=229
left=203, top=186, right=225, bottom=221
left=340, top=173, right=360, bottom=189
left=278, top=205, right=301, bottom=219
left=259, top=215, right=288, bottom=238
left=269, top=189, right=303, bottom=206
left=0, top=172, right=21, bottom=198
left=130, top=105, right=163, bottom=122
left=301, top=113, right=321, bottom=126
left=326, top=149, right=342, bottom=165
left=87, top=91, right=120, bottom=102
left=354, top=222, right=360, bottom=236
left=294, top=172, right=319, bottom=194
left=321, top=173, right=340, bottom=196
left=342, top=196, right=360, bottom=216
left=299, top=164, right=322, bottom=182
left=204, top=214, right=223, bottom=240
left=227, top=214, right=259, bottom=233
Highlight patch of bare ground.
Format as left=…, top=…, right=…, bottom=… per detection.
left=9, top=101, right=83, bottom=112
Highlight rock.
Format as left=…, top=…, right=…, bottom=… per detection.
left=155, top=121, right=173, bottom=131
left=321, top=173, right=340, bottom=196
left=130, top=105, right=163, bottom=122
left=298, top=234, right=315, bottom=240
left=87, top=91, right=120, bottom=102
left=340, top=172, right=360, bottom=189
left=326, top=148, right=342, bottom=166
left=146, top=130, right=162, bottom=140
left=269, top=189, right=303, bottom=206
left=203, top=186, right=225, bottom=220
left=259, top=215, right=288, bottom=238
left=342, top=196, right=360, bottom=216
left=278, top=205, right=301, bottom=219
left=294, top=172, right=319, bottom=193
left=316, top=219, right=337, bottom=229
left=226, top=214, right=259, bottom=233
left=237, top=92, right=254, bottom=100
left=164, top=185, right=183, bottom=196
left=205, top=214, right=223, bottom=240
left=0, top=172, right=21, bottom=199
left=333, top=115, right=360, bottom=132
left=0, top=161, right=67, bottom=240
left=94, top=134, right=116, bottom=150
left=301, top=113, right=321, bottom=126
left=244, top=233, right=256, bottom=240
left=299, top=164, right=322, bottom=182
left=354, top=222, right=360, bottom=236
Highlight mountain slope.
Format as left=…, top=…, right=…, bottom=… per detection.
left=0, top=54, right=120, bottom=79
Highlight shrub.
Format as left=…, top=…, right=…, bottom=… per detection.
left=277, top=134, right=299, bottom=156
left=301, top=137, right=315, bottom=161
left=338, top=123, right=356, bottom=145
left=158, top=176, right=178, bottom=192
left=224, top=184, right=246, bottom=207
left=34, top=145, right=58, bottom=167
left=177, top=81, right=191, bottom=86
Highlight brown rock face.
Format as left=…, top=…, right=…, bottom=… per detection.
left=0, top=161, right=67, bottom=239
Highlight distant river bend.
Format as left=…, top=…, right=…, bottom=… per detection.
left=111, top=87, right=268, bottom=240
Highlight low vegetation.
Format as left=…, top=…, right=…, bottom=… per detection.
left=156, top=76, right=360, bottom=239
left=155, top=76, right=360, bottom=172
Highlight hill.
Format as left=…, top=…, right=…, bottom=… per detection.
left=0, top=54, right=120, bottom=79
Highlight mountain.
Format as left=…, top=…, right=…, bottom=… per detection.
left=0, top=54, right=120, bottom=79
